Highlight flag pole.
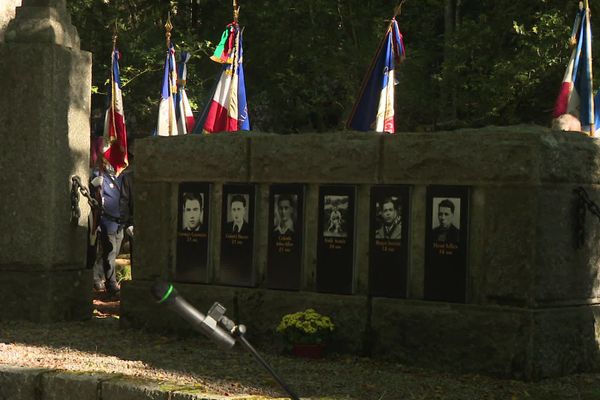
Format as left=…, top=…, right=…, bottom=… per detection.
left=165, top=12, right=172, bottom=50
left=229, top=0, right=240, bottom=130
left=233, top=0, right=239, bottom=23
left=165, top=13, right=174, bottom=135
left=110, top=22, right=118, bottom=145
left=585, top=0, right=595, bottom=136
left=346, top=5, right=400, bottom=130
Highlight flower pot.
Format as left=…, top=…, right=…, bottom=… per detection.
left=292, top=343, right=325, bottom=359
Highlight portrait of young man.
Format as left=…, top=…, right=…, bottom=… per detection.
left=176, top=185, right=210, bottom=283
left=220, top=185, right=255, bottom=286
left=375, top=196, right=402, bottom=240
left=369, top=186, right=410, bottom=298
left=431, top=197, right=460, bottom=245
left=180, top=192, right=204, bottom=232
left=227, top=194, right=250, bottom=235
left=425, top=187, right=469, bottom=303
left=273, top=194, right=297, bottom=235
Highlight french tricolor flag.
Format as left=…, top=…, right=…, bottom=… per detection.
left=347, top=18, right=405, bottom=133
left=175, top=52, right=195, bottom=134
left=103, top=47, right=128, bottom=176
left=553, top=3, right=597, bottom=136
left=195, top=22, right=250, bottom=133
left=156, top=43, right=179, bottom=136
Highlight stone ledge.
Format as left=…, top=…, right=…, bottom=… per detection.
left=42, top=371, right=112, bottom=400
left=0, top=366, right=50, bottom=400
left=250, top=132, right=380, bottom=183
left=135, top=127, right=600, bottom=185
left=0, top=366, right=263, bottom=400
left=136, top=135, right=250, bottom=183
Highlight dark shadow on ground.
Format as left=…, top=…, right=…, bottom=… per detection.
left=92, top=289, right=120, bottom=319
left=4, top=318, right=600, bottom=400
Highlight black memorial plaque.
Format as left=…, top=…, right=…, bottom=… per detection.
left=175, top=182, right=210, bottom=282
left=219, top=184, right=255, bottom=286
left=316, top=186, right=355, bottom=294
left=424, top=185, right=469, bottom=303
left=267, top=185, right=304, bottom=290
left=369, top=185, right=410, bottom=298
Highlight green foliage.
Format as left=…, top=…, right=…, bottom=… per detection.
left=276, top=309, right=335, bottom=345
left=439, top=1, right=572, bottom=127
left=68, top=0, right=214, bottom=135
left=66, top=0, right=598, bottom=133
left=116, top=261, right=131, bottom=283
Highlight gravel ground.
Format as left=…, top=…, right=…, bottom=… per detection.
left=2, top=315, right=600, bottom=400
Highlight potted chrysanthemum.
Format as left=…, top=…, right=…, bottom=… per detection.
left=276, top=308, right=335, bottom=358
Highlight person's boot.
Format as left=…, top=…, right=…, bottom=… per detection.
left=106, top=282, right=121, bottom=299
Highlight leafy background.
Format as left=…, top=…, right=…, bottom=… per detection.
left=67, top=0, right=593, bottom=135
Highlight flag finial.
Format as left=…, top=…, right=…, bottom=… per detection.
left=393, top=0, right=406, bottom=18
left=233, top=0, right=239, bottom=23
left=112, top=20, right=118, bottom=49
left=165, top=13, right=173, bottom=48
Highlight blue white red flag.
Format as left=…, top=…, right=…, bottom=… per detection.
left=195, top=22, right=250, bottom=133
left=156, top=42, right=179, bottom=136
left=103, top=47, right=128, bottom=176
left=553, top=3, right=597, bottom=135
left=175, top=52, right=196, bottom=134
left=347, top=18, right=405, bottom=133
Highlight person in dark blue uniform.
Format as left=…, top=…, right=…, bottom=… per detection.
left=91, top=160, right=125, bottom=296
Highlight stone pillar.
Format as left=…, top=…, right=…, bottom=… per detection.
left=0, top=0, right=92, bottom=321
left=0, top=0, right=21, bottom=42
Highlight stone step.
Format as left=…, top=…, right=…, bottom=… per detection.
left=0, top=366, right=275, bottom=400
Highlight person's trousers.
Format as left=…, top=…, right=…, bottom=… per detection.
left=93, top=227, right=124, bottom=291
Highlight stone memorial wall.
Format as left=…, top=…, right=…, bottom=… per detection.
left=121, top=126, right=600, bottom=379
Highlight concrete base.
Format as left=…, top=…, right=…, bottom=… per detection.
left=122, top=279, right=600, bottom=380
left=372, top=298, right=600, bottom=380
left=121, top=279, right=369, bottom=354
left=0, top=367, right=239, bottom=400
left=0, top=268, right=92, bottom=322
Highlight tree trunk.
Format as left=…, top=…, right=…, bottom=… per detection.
left=191, top=0, right=199, bottom=27
left=440, top=0, right=459, bottom=124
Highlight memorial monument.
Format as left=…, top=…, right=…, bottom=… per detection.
left=0, top=0, right=92, bottom=321
left=0, top=0, right=20, bottom=43
left=121, top=128, right=600, bottom=380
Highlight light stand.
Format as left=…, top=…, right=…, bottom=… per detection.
left=206, top=302, right=301, bottom=400
left=152, top=281, right=300, bottom=400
